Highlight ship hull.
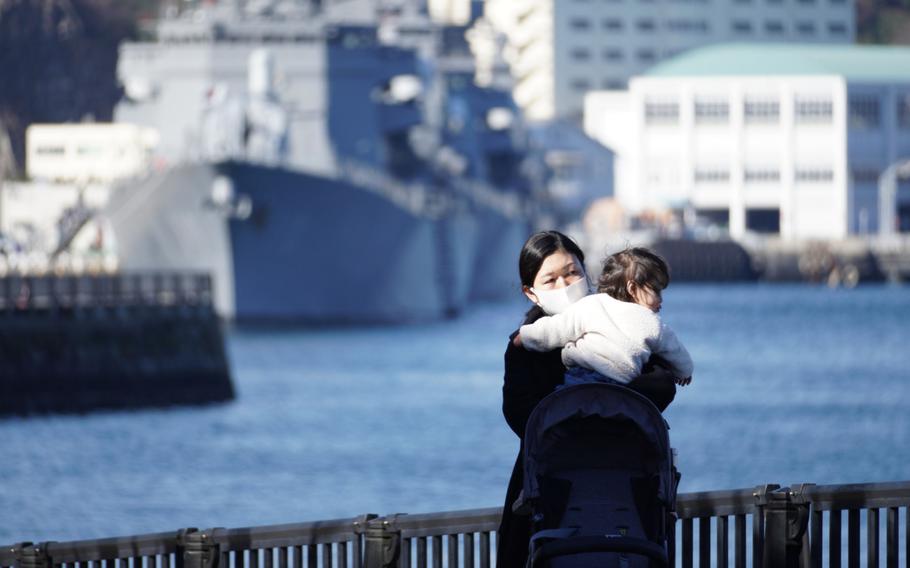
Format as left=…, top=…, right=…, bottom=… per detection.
left=225, top=162, right=452, bottom=323
left=108, top=161, right=526, bottom=323
left=468, top=207, right=530, bottom=301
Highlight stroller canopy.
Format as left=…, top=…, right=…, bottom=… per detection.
left=522, top=383, right=674, bottom=504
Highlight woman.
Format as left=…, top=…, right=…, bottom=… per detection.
left=497, top=230, right=677, bottom=567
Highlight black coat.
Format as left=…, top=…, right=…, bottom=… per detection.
left=496, top=307, right=677, bottom=568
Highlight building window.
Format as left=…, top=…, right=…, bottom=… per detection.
left=571, top=47, right=592, bottom=61
left=697, top=209, right=730, bottom=227
left=76, top=145, right=104, bottom=156
left=668, top=19, right=709, bottom=32
left=570, top=18, right=592, bottom=31
left=849, top=96, right=881, bottom=129
left=797, top=0, right=816, bottom=5
left=766, top=0, right=783, bottom=5
left=571, top=78, right=592, bottom=91
left=744, top=99, right=780, bottom=123
left=899, top=93, right=910, bottom=128
left=35, top=145, right=65, bottom=156
left=746, top=209, right=780, bottom=233
left=795, top=168, right=834, bottom=182
left=603, top=48, right=624, bottom=61
left=636, top=19, right=656, bottom=31
left=694, top=168, right=731, bottom=183
left=828, top=22, right=848, bottom=35
left=795, top=97, right=833, bottom=123
left=637, top=49, right=657, bottom=62
left=695, top=99, right=730, bottom=123
left=744, top=168, right=781, bottom=183
left=797, top=21, right=816, bottom=34
left=829, top=0, right=846, bottom=4
left=603, top=78, right=627, bottom=89
left=765, top=21, right=785, bottom=34
left=645, top=99, right=680, bottom=124
left=603, top=18, right=624, bottom=31
left=851, top=168, right=879, bottom=184
left=732, top=21, right=753, bottom=33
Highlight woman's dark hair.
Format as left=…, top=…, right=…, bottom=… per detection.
left=518, top=230, right=586, bottom=288
left=597, top=247, right=669, bottom=302
left=518, top=231, right=586, bottom=324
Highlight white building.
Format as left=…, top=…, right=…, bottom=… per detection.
left=484, top=0, right=854, bottom=122
left=26, top=124, right=158, bottom=183
left=584, top=43, right=910, bottom=240
left=427, top=0, right=481, bottom=25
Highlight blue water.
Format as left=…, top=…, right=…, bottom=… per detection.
left=1, top=284, right=909, bottom=544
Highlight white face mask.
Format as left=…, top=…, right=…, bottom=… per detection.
left=531, top=277, right=590, bottom=315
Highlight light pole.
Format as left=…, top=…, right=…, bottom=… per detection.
left=878, top=158, right=910, bottom=238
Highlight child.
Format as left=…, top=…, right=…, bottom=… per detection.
left=513, top=247, right=693, bottom=388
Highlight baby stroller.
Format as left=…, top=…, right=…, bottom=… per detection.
left=516, top=383, right=679, bottom=568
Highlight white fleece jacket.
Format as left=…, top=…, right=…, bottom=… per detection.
left=519, top=293, right=694, bottom=384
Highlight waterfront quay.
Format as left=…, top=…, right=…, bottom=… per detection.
left=633, top=235, right=910, bottom=285
left=2, top=480, right=908, bottom=568
left=746, top=235, right=910, bottom=285
left=0, top=272, right=233, bottom=416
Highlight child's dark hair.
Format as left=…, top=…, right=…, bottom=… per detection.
left=597, top=247, right=670, bottom=302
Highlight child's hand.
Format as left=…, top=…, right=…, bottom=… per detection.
left=675, top=376, right=692, bottom=386
left=512, top=333, right=523, bottom=348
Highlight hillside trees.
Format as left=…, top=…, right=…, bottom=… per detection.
left=0, top=0, right=134, bottom=169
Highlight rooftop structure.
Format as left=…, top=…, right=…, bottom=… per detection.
left=25, top=124, right=158, bottom=184
left=647, top=43, right=910, bottom=82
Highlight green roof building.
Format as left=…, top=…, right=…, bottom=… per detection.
left=584, top=44, right=910, bottom=240
left=646, top=43, right=910, bottom=84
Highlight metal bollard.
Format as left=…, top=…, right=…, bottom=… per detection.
left=761, top=486, right=810, bottom=568
left=363, top=516, right=402, bottom=568
left=790, top=484, right=816, bottom=568
left=177, top=529, right=220, bottom=568
left=13, top=543, right=53, bottom=568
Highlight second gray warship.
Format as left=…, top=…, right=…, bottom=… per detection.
left=106, top=0, right=541, bottom=322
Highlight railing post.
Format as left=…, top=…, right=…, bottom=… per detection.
left=791, top=483, right=816, bottom=568
left=13, top=543, right=53, bottom=568
left=762, top=487, right=809, bottom=568
left=753, top=484, right=779, bottom=568
left=363, top=515, right=401, bottom=568
left=177, top=528, right=220, bottom=568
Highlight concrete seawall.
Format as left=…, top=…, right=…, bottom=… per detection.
left=588, top=235, right=910, bottom=284
left=0, top=274, right=234, bottom=417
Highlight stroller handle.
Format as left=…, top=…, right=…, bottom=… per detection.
left=530, top=535, right=668, bottom=567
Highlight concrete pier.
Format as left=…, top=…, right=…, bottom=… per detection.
left=0, top=273, right=234, bottom=417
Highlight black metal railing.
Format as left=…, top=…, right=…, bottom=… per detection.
left=0, top=273, right=214, bottom=312
left=3, top=481, right=908, bottom=568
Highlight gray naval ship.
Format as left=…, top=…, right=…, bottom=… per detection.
left=106, top=0, right=540, bottom=323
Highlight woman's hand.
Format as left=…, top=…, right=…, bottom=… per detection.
left=675, top=376, right=692, bottom=386
left=512, top=333, right=523, bottom=348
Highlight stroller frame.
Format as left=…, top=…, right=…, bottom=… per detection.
left=517, top=383, right=679, bottom=568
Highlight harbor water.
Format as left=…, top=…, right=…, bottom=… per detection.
left=2, top=283, right=909, bottom=544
